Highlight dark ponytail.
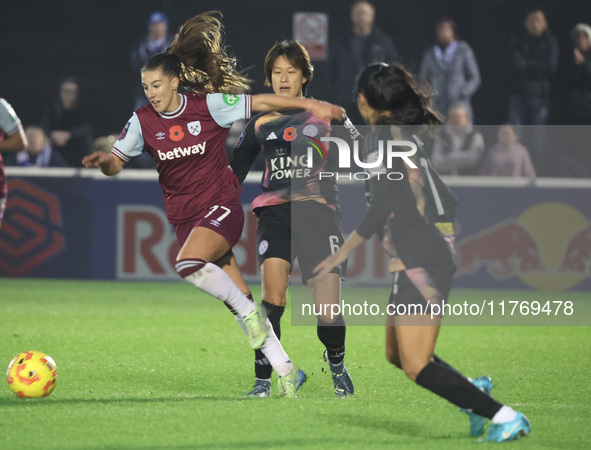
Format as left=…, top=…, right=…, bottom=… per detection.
left=356, top=62, right=442, bottom=126
left=142, top=53, right=182, bottom=79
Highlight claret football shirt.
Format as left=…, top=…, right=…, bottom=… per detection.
left=0, top=98, right=23, bottom=200
left=112, top=93, right=251, bottom=223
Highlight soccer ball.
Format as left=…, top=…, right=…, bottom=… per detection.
left=6, top=351, right=58, bottom=398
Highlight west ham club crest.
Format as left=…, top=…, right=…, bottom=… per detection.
left=188, top=121, right=201, bottom=136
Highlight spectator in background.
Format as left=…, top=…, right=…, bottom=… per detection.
left=327, top=0, right=398, bottom=124
left=419, top=17, right=481, bottom=122
left=508, top=9, right=558, bottom=175
left=480, top=124, right=536, bottom=177
left=41, top=76, right=93, bottom=168
left=431, top=104, right=485, bottom=176
left=90, top=134, right=155, bottom=169
left=0, top=97, right=27, bottom=229
left=90, top=134, right=118, bottom=154
left=569, top=23, right=591, bottom=125
left=543, top=23, right=591, bottom=179
left=10, top=126, right=68, bottom=167
left=130, top=11, right=174, bottom=110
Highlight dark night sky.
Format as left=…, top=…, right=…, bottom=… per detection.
left=2, top=0, right=589, bottom=135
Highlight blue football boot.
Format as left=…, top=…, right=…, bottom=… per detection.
left=460, top=376, right=494, bottom=436
left=486, top=412, right=531, bottom=442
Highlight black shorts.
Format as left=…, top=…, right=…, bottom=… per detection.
left=388, top=263, right=455, bottom=317
left=256, top=201, right=345, bottom=283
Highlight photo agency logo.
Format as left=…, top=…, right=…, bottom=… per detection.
left=305, top=121, right=418, bottom=180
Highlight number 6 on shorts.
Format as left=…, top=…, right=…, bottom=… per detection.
left=329, top=235, right=340, bottom=254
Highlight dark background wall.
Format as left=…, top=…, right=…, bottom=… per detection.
left=2, top=0, right=589, bottom=136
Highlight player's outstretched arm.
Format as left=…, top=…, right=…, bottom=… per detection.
left=82, top=152, right=125, bottom=176
left=314, top=230, right=366, bottom=279
left=0, top=126, right=27, bottom=152
left=251, top=94, right=345, bottom=123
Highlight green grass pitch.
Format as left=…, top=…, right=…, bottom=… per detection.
left=1, top=279, right=589, bottom=449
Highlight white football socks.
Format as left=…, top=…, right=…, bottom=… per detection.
left=179, top=259, right=295, bottom=377
left=236, top=316, right=294, bottom=377
left=492, top=405, right=517, bottom=424
left=183, top=262, right=255, bottom=317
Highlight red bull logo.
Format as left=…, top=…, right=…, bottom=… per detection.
left=456, top=220, right=547, bottom=279
left=456, top=202, right=590, bottom=290
left=558, top=223, right=591, bottom=275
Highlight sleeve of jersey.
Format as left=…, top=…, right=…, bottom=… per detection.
left=229, top=117, right=261, bottom=184
left=111, top=113, right=144, bottom=163
left=206, top=93, right=252, bottom=128
left=356, top=176, right=395, bottom=240
left=0, top=98, right=21, bottom=135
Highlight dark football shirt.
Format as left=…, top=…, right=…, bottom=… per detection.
left=357, top=126, right=457, bottom=269
left=230, top=109, right=339, bottom=210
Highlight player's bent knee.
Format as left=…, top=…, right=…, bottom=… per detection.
left=317, top=312, right=345, bottom=326
left=385, top=349, right=402, bottom=368
left=401, top=360, right=429, bottom=381
left=263, top=292, right=287, bottom=307
left=402, top=366, right=419, bottom=381
left=175, top=258, right=208, bottom=282
left=316, top=313, right=338, bottom=324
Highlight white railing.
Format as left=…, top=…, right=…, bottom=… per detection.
left=6, top=167, right=591, bottom=188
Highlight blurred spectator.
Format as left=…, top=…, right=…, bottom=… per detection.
left=90, top=134, right=118, bottom=154
left=10, top=126, right=68, bottom=167
left=480, top=124, right=536, bottom=177
left=508, top=9, right=558, bottom=175
left=0, top=97, right=27, bottom=229
left=41, top=76, right=93, bottom=168
left=327, top=0, right=398, bottom=124
left=569, top=23, right=591, bottom=124
left=91, top=134, right=156, bottom=169
left=419, top=18, right=481, bottom=122
left=431, top=104, right=485, bottom=175
left=509, top=9, right=558, bottom=126
left=130, top=11, right=174, bottom=110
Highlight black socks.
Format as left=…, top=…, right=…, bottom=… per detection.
left=317, top=315, right=346, bottom=365
left=416, top=361, right=503, bottom=419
